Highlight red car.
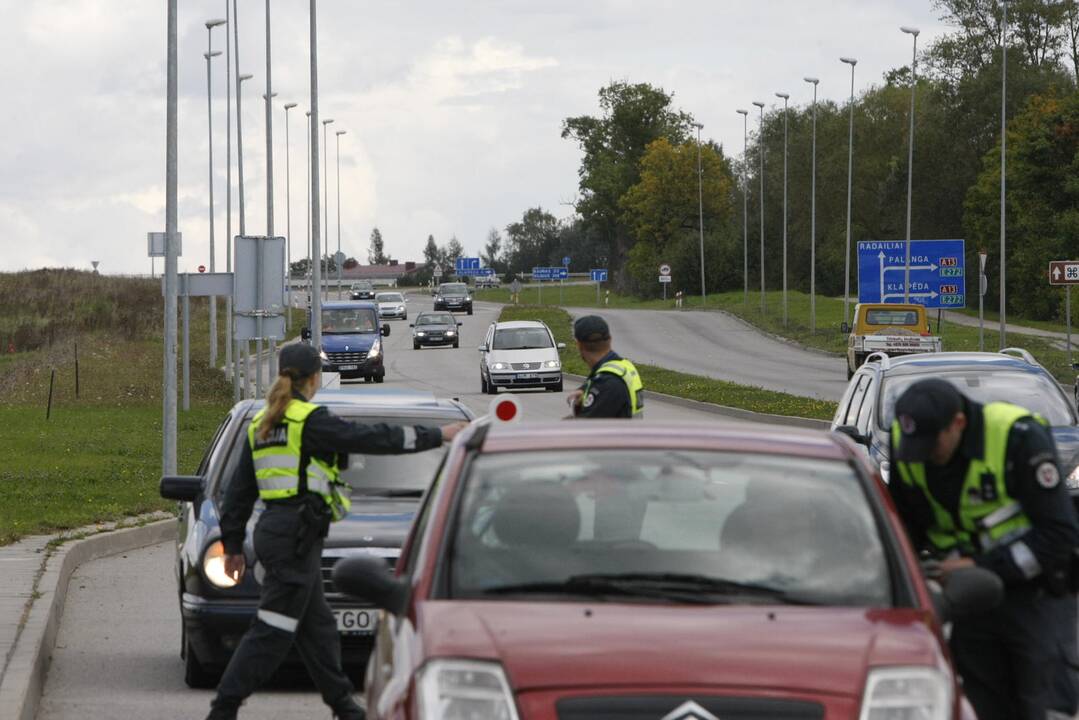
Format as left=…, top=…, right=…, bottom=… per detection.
left=335, top=421, right=1000, bottom=720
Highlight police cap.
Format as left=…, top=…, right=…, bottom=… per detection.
left=893, top=378, right=963, bottom=462
left=573, top=315, right=611, bottom=342
left=278, top=343, right=322, bottom=379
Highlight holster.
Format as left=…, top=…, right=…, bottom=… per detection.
left=1068, top=547, right=1079, bottom=594
left=295, top=498, right=330, bottom=558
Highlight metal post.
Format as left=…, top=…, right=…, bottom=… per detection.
left=1000, top=1, right=1009, bottom=349
left=901, top=26, right=920, bottom=302
left=753, top=101, right=766, bottom=314
left=256, top=236, right=264, bottom=398
left=322, top=118, right=334, bottom=302
left=284, top=102, right=297, bottom=328
left=182, top=280, right=190, bottom=411
left=776, top=93, right=789, bottom=325
left=805, top=78, right=819, bottom=332
left=260, top=0, right=274, bottom=398
left=841, top=57, right=858, bottom=327
left=234, top=0, right=252, bottom=397
left=336, top=130, right=346, bottom=299
left=693, top=122, right=706, bottom=305
left=204, top=25, right=223, bottom=370
left=163, top=0, right=178, bottom=474
left=306, top=110, right=311, bottom=319
left=737, top=109, right=749, bottom=306
left=1067, top=285, right=1073, bottom=366
left=979, top=252, right=987, bottom=352
left=225, top=0, right=236, bottom=401
left=310, top=0, right=322, bottom=349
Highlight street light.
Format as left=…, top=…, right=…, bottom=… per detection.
left=283, top=102, right=297, bottom=328
left=336, top=129, right=347, bottom=299
left=736, top=109, right=749, bottom=306
left=322, top=118, right=334, bottom=300
left=901, top=25, right=920, bottom=302
left=236, top=74, right=253, bottom=235
left=804, top=77, right=819, bottom=332
left=841, top=56, right=858, bottom=327
left=225, top=0, right=234, bottom=399
left=692, top=121, right=705, bottom=305
left=1000, top=1, right=1009, bottom=348
left=305, top=110, right=312, bottom=307
left=752, top=101, right=766, bottom=314
left=203, top=18, right=226, bottom=373
left=309, top=0, right=323, bottom=349
left=775, top=92, right=789, bottom=327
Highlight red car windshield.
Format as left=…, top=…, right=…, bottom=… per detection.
left=447, top=450, right=891, bottom=606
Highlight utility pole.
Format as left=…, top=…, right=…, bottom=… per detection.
left=163, top=0, right=178, bottom=474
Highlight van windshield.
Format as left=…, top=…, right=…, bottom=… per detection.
left=322, top=308, right=378, bottom=334
left=493, top=327, right=552, bottom=350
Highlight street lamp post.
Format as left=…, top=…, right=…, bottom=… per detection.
left=775, top=92, right=790, bottom=327
left=262, top=0, right=276, bottom=387
left=1000, top=1, right=1009, bottom=348
left=737, top=109, right=749, bottom=306
left=901, top=25, right=920, bottom=302
left=204, top=18, right=226, bottom=372
left=305, top=110, right=312, bottom=310
left=753, top=101, right=766, bottom=314
left=322, top=118, right=334, bottom=300
left=309, top=0, right=323, bottom=349
left=236, top=72, right=253, bottom=397
left=692, top=122, right=705, bottom=305
left=164, top=0, right=178, bottom=473
left=283, top=102, right=297, bottom=328
left=841, top=57, right=858, bottom=326
left=225, top=0, right=235, bottom=400
left=336, top=129, right=347, bottom=299
left=804, top=77, right=819, bottom=332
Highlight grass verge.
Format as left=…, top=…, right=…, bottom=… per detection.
left=497, top=305, right=837, bottom=421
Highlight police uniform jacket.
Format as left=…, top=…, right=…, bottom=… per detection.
left=575, top=350, right=633, bottom=419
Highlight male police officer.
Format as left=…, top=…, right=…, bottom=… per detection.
left=888, top=378, right=1079, bottom=720
left=567, top=315, right=643, bottom=419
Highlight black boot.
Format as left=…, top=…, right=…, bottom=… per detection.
left=205, top=696, right=241, bottom=720
left=333, top=696, right=366, bottom=720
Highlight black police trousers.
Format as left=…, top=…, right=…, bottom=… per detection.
left=211, top=504, right=356, bottom=713
left=950, top=586, right=1078, bottom=720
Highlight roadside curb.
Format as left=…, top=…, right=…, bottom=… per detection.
left=563, top=373, right=830, bottom=430
left=0, top=517, right=174, bottom=720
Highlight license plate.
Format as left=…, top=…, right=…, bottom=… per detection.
left=339, top=364, right=359, bottom=371
left=517, top=373, right=538, bottom=379
left=334, top=608, right=378, bottom=634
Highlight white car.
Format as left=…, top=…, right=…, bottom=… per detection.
left=478, top=320, right=564, bottom=394
left=375, top=291, right=407, bottom=320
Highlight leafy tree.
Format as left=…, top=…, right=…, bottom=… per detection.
left=423, top=235, right=439, bottom=269
left=482, top=228, right=503, bottom=271
left=503, top=208, right=561, bottom=273
left=367, top=227, right=386, bottom=265
left=443, top=236, right=464, bottom=273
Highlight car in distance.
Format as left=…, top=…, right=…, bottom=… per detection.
left=842, top=303, right=941, bottom=379
left=304, top=301, right=389, bottom=383
left=336, top=420, right=994, bottom=719
left=474, top=275, right=500, bottom=289
left=158, top=389, right=474, bottom=688
left=410, top=311, right=461, bottom=349
left=831, top=349, right=1079, bottom=499
left=375, top=291, right=408, bottom=321
left=349, top=281, right=376, bottom=300
left=433, top=282, right=472, bottom=315
left=479, top=320, right=564, bottom=394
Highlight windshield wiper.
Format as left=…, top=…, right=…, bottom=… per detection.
left=355, top=488, right=425, bottom=498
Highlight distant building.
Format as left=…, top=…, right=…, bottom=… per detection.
left=340, top=261, right=417, bottom=287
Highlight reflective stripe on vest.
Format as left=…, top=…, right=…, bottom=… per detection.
left=248, top=399, right=352, bottom=521
left=586, top=358, right=644, bottom=417
left=891, top=401, right=1038, bottom=553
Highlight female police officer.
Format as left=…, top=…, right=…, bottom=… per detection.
left=206, top=344, right=465, bottom=720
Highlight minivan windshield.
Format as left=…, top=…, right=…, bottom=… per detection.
left=321, top=307, right=378, bottom=334
left=493, top=327, right=552, bottom=350
left=448, top=450, right=891, bottom=607
left=879, top=370, right=1076, bottom=429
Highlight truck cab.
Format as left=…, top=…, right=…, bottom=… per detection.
left=842, top=303, right=941, bottom=379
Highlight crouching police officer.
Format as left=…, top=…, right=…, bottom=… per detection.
left=888, top=378, right=1079, bottom=720
left=206, top=344, right=466, bottom=720
left=567, top=315, right=643, bottom=419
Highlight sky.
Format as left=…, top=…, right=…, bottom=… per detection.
left=0, top=0, right=950, bottom=275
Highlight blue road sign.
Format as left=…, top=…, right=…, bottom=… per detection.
left=857, top=240, right=966, bottom=309
left=532, top=267, right=568, bottom=281
left=455, top=257, right=480, bottom=272
left=562, top=256, right=572, bottom=267
left=456, top=266, right=494, bottom=277
left=590, top=269, right=608, bottom=282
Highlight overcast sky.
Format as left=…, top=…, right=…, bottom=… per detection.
left=0, top=0, right=949, bottom=275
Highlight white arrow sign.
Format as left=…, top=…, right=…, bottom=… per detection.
left=1054, top=266, right=1062, bottom=281
left=882, top=290, right=939, bottom=302
left=877, top=251, right=939, bottom=302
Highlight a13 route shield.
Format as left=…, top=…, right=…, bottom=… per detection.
left=857, top=239, right=966, bottom=309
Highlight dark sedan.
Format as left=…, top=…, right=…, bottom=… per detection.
left=159, top=389, right=473, bottom=688
left=410, top=311, right=461, bottom=349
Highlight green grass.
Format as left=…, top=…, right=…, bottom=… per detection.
left=497, top=305, right=837, bottom=421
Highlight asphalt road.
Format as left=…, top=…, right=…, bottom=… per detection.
left=35, top=295, right=742, bottom=719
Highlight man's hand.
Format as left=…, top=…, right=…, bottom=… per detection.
left=440, top=421, right=469, bottom=442
left=224, top=553, right=246, bottom=583
left=566, top=389, right=583, bottom=410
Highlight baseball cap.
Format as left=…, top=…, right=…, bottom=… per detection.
left=278, top=343, right=322, bottom=378
left=573, top=315, right=611, bottom=342
left=892, top=378, right=964, bottom=462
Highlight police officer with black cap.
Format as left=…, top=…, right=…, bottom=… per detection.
left=567, top=315, right=643, bottom=419
left=206, top=343, right=466, bottom=720
left=888, top=377, right=1079, bottom=720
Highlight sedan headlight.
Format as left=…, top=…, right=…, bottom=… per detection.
left=319, top=349, right=328, bottom=361
left=465, top=296, right=472, bottom=302
left=858, top=667, right=950, bottom=720
left=545, top=360, right=560, bottom=369
left=1066, top=465, right=1079, bottom=491
left=368, top=341, right=381, bottom=358
left=202, top=540, right=239, bottom=589
left=445, top=330, right=457, bottom=336
left=416, top=331, right=427, bottom=337
left=417, top=660, right=519, bottom=720
left=492, top=362, right=507, bottom=371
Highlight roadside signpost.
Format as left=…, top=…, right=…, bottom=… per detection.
left=857, top=240, right=966, bottom=309
left=455, top=257, right=481, bottom=274
left=1049, top=260, right=1078, bottom=364
left=198, top=264, right=206, bottom=273
left=433, top=265, right=443, bottom=278
left=659, top=263, right=672, bottom=301
left=591, top=269, right=607, bottom=304
left=978, top=251, right=988, bottom=352
left=234, top=236, right=286, bottom=398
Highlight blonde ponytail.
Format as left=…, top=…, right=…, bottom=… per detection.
left=259, top=372, right=295, bottom=441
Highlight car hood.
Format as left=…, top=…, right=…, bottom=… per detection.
left=1052, top=426, right=1079, bottom=469
left=324, top=496, right=419, bottom=548
left=418, top=602, right=943, bottom=696
left=487, top=348, right=559, bottom=366
left=414, top=323, right=456, bottom=332
left=378, top=301, right=404, bottom=307
left=321, top=334, right=378, bottom=352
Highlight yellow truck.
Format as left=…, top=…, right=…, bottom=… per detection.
left=842, top=303, right=942, bottom=378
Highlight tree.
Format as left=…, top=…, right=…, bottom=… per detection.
left=443, top=236, right=464, bottom=273
left=482, top=228, right=502, bottom=271
left=423, top=235, right=439, bottom=269
left=503, top=208, right=561, bottom=272
left=367, top=227, right=386, bottom=265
